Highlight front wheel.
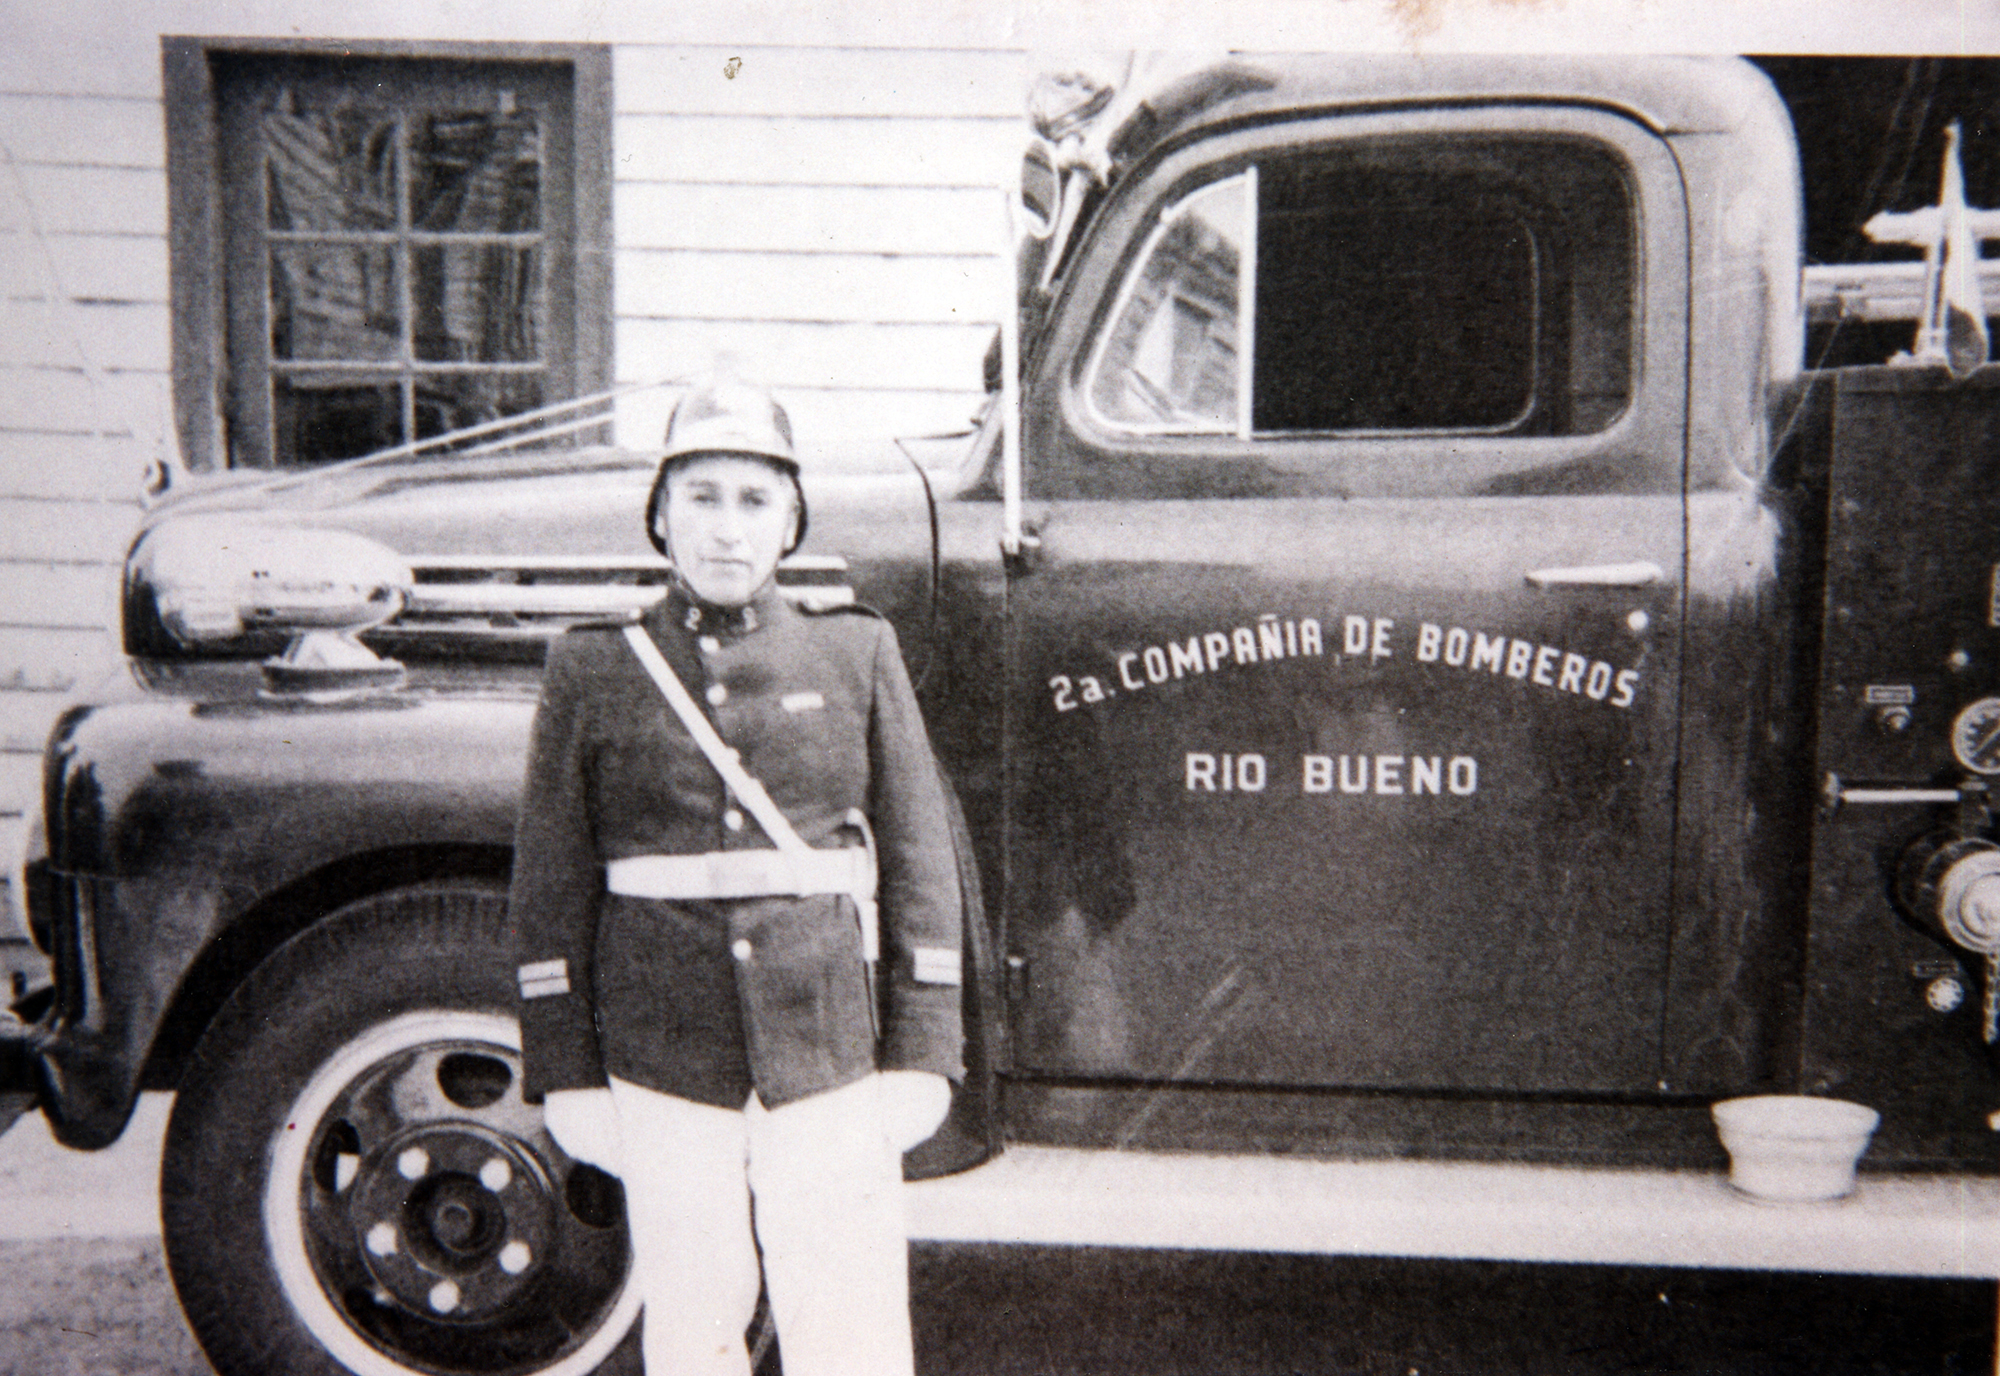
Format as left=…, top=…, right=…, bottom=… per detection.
left=161, top=884, right=641, bottom=1376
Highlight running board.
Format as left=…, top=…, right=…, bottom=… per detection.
left=905, top=1145, right=1999, bottom=1279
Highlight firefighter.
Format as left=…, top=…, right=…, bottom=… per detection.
left=509, top=379, right=963, bottom=1376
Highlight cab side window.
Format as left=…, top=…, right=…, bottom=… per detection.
left=1088, top=173, right=1249, bottom=433
left=1084, top=137, right=1634, bottom=441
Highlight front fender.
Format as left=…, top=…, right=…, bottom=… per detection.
left=40, top=667, right=535, bottom=1145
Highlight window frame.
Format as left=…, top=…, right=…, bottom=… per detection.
left=164, top=36, right=613, bottom=471
left=1041, top=105, right=1684, bottom=502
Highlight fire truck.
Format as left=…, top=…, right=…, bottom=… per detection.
left=3, top=53, right=1998, bottom=1376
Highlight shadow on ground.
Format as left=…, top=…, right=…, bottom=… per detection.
left=0, top=1239, right=208, bottom=1376
left=0, top=1237, right=1991, bottom=1375
left=912, top=1244, right=1998, bottom=1376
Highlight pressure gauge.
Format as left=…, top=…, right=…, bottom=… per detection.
left=1950, top=697, right=2000, bottom=774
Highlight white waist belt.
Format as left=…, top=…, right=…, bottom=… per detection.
left=606, top=848, right=875, bottom=901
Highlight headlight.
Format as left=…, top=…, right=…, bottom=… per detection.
left=130, top=517, right=412, bottom=649
left=128, top=517, right=411, bottom=689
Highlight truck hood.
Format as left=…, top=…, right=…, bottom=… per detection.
left=138, top=438, right=953, bottom=559
left=124, top=438, right=967, bottom=666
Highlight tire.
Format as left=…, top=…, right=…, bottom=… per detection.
left=161, top=884, right=642, bottom=1376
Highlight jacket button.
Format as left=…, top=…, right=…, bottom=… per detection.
left=699, top=635, right=721, bottom=654
left=706, top=683, right=728, bottom=705
left=731, top=939, right=753, bottom=961
left=724, top=809, right=745, bottom=831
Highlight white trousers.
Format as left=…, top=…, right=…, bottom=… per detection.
left=607, top=1074, right=915, bottom=1376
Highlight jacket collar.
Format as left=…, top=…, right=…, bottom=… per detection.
left=657, top=579, right=786, bottom=638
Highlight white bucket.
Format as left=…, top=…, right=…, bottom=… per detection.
left=1710, top=1095, right=1881, bottom=1203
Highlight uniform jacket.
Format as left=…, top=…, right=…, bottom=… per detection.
left=511, top=582, right=964, bottom=1109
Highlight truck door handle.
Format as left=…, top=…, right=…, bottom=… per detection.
left=1524, top=561, right=1665, bottom=589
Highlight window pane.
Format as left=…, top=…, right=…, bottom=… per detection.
left=409, top=108, right=543, bottom=232
left=270, top=244, right=400, bottom=361
left=415, top=374, right=546, bottom=438
left=412, top=245, right=544, bottom=362
left=271, top=374, right=550, bottom=464
left=1090, top=175, right=1246, bottom=431
left=1252, top=141, right=1632, bottom=437
left=273, top=377, right=404, bottom=464
left=1256, top=203, right=1537, bottom=431
left=264, top=98, right=397, bottom=232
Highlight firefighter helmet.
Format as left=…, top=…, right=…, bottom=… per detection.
left=645, top=381, right=807, bottom=556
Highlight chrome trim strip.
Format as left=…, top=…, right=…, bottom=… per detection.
left=407, top=553, right=850, bottom=573
left=1838, top=788, right=1964, bottom=805
left=400, top=582, right=854, bottom=621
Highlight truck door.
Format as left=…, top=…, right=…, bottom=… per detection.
left=1004, top=108, right=1690, bottom=1095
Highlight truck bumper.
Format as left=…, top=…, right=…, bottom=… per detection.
left=0, top=1016, right=43, bottom=1138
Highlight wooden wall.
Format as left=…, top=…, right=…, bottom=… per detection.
left=608, top=45, right=1022, bottom=446
left=0, top=34, right=1026, bottom=926
left=0, top=50, right=169, bottom=893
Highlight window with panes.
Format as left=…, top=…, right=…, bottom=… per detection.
left=167, top=44, right=610, bottom=468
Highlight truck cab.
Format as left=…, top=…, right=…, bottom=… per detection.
left=982, top=58, right=1785, bottom=1153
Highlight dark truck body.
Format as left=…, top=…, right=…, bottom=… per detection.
left=5, top=50, right=1997, bottom=1376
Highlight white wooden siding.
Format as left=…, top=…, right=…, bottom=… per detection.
left=613, top=47, right=1026, bottom=119
left=0, top=434, right=160, bottom=503
left=0, top=79, right=165, bottom=873
left=0, top=303, right=170, bottom=373
left=618, top=184, right=1001, bottom=255
left=0, top=95, right=165, bottom=166
left=9, top=167, right=167, bottom=236
left=615, top=114, right=1017, bottom=188
left=620, top=319, right=992, bottom=393
left=0, top=33, right=158, bottom=99
left=0, top=234, right=167, bottom=304
left=0, top=563, right=121, bottom=629
left=0, top=34, right=1027, bottom=881
left=607, top=42, right=1020, bottom=445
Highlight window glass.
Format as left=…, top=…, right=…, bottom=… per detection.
left=263, top=104, right=397, bottom=232
left=252, top=82, right=550, bottom=463
left=408, top=108, right=543, bottom=233
left=1088, top=174, right=1250, bottom=433
left=1255, top=197, right=1537, bottom=431
left=1084, top=137, right=1633, bottom=441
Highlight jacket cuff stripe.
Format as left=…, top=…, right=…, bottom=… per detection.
left=519, top=959, right=572, bottom=999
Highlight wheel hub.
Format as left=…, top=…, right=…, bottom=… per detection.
left=349, top=1122, right=556, bottom=1322
left=274, top=1012, right=638, bottom=1374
